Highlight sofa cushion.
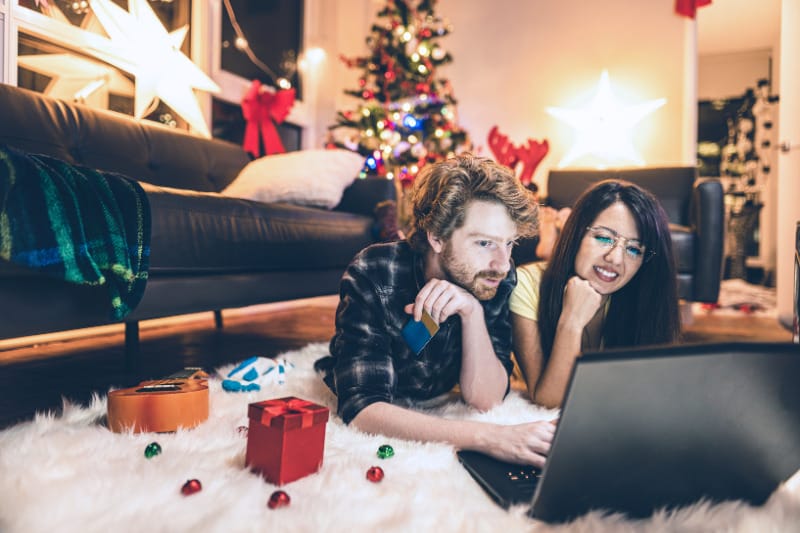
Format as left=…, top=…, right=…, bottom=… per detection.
left=144, top=183, right=373, bottom=274
left=221, top=149, right=365, bottom=209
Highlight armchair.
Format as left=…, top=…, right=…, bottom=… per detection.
left=513, top=167, right=724, bottom=303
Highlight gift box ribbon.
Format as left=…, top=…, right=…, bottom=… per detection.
left=241, top=80, right=296, bottom=159
left=251, top=396, right=328, bottom=429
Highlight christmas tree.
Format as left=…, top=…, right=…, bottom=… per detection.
left=328, top=0, right=471, bottom=186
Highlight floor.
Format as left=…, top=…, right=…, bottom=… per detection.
left=0, top=294, right=792, bottom=431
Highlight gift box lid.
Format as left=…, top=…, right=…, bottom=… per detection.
left=248, top=396, right=329, bottom=430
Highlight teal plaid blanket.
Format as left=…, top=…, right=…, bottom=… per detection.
left=0, top=145, right=150, bottom=320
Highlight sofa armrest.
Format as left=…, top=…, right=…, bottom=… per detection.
left=691, top=179, right=725, bottom=303
left=334, top=177, right=398, bottom=216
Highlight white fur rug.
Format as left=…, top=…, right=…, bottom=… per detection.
left=2, top=343, right=800, bottom=533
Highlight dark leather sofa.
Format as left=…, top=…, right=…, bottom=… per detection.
left=0, top=84, right=394, bottom=359
left=514, top=167, right=724, bottom=303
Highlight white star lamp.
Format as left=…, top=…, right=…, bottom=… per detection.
left=87, top=0, right=220, bottom=137
left=17, top=53, right=134, bottom=108
left=546, top=71, right=666, bottom=168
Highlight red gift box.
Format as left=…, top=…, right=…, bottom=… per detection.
left=245, top=396, right=330, bottom=485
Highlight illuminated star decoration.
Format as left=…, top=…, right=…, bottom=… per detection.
left=17, top=53, right=134, bottom=108
left=88, top=0, right=220, bottom=137
left=546, top=71, right=666, bottom=167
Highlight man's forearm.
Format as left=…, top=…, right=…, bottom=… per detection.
left=459, top=310, right=508, bottom=410
left=351, top=400, right=556, bottom=467
left=352, top=401, right=493, bottom=450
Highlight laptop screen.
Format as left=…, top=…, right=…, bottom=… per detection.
left=529, top=341, right=800, bottom=522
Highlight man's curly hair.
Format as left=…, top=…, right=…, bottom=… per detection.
left=406, top=154, right=539, bottom=252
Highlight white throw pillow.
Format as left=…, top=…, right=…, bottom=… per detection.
left=221, top=149, right=365, bottom=209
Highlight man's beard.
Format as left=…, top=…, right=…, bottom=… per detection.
left=440, top=243, right=507, bottom=301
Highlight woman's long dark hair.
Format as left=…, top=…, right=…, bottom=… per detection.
left=537, top=180, right=681, bottom=358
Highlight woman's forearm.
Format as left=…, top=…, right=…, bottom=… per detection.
left=532, top=320, right=583, bottom=408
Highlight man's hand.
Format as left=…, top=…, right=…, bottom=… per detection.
left=478, top=419, right=556, bottom=467
left=562, top=276, right=603, bottom=331
left=404, top=278, right=481, bottom=324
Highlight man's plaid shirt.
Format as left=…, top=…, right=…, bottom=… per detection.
left=317, top=240, right=516, bottom=424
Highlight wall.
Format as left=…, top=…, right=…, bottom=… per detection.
left=776, top=0, right=800, bottom=322
left=0, top=0, right=6, bottom=84
left=698, top=49, right=772, bottom=100
left=314, top=1, right=694, bottom=198
left=303, top=0, right=374, bottom=153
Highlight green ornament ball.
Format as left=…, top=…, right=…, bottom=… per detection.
left=377, top=444, right=394, bottom=459
left=144, top=442, right=162, bottom=459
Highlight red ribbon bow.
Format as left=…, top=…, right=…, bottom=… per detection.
left=251, top=396, right=326, bottom=429
left=241, top=80, right=296, bottom=158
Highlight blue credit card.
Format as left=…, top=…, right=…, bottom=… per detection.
left=401, top=310, right=440, bottom=355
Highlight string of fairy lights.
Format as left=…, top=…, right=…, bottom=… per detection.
left=53, top=0, right=293, bottom=90
left=221, top=0, right=294, bottom=89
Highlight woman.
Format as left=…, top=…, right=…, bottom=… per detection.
left=510, top=179, right=681, bottom=408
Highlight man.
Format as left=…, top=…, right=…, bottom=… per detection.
left=315, top=154, right=554, bottom=466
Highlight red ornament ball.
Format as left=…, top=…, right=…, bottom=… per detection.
left=268, top=490, right=291, bottom=509
left=366, top=466, right=385, bottom=482
left=181, top=479, right=202, bottom=496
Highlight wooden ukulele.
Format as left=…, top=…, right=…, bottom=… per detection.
left=107, top=368, right=209, bottom=433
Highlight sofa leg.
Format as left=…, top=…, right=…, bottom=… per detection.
left=214, top=310, right=224, bottom=330
left=125, top=321, right=140, bottom=374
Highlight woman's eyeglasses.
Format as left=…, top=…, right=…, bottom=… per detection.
left=585, top=226, right=654, bottom=262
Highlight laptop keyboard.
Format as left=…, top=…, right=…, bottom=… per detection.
left=457, top=450, right=544, bottom=507
left=506, top=466, right=542, bottom=499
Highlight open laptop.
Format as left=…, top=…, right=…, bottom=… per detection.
left=457, top=341, right=800, bottom=523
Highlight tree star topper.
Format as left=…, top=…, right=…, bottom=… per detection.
left=546, top=71, right=666, bottom=168
left=88, top=0, right=220, bottom=137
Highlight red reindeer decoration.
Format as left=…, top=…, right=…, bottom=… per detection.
left=487, top=126, right=549, bottom=186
